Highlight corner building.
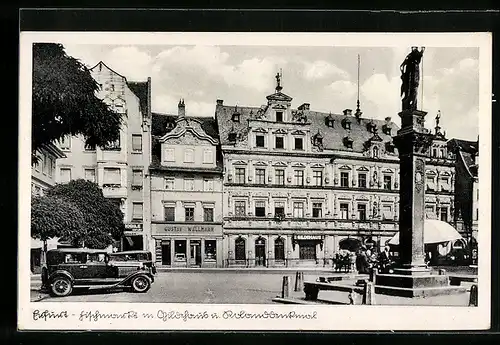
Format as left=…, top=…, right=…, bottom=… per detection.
left=215, top=82, right=456, bottom=268
left=149, top=101, right=223, bottom=267
left=55, top=61, right=152, bottom=251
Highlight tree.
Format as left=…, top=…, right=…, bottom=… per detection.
left=32, top=179, right=125, bottom=249
left=31, top=195, right=86, bottom=244
left=32, top=43, right=122, bottom=161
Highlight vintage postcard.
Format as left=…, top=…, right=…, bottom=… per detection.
left=19, top=31, right=492, bottom=330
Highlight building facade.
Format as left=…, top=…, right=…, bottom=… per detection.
left=55, top=61, right=152, bottom=251
left=149, top=101, right=223, bottom=267
left=215, top=80, right=457, bottom=268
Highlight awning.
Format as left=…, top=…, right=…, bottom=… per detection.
left=388, top=219, right=463, bottom=245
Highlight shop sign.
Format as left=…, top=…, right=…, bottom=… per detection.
left=125, top=223, right=143, bottom=231
left=294, top=234, right=323, bottom=240
left=164, top=225, right=216, bottom=233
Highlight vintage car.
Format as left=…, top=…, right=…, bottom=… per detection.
left=108, top=250, right=157, bottom=274
left=42, top=248, right=155, bottom=297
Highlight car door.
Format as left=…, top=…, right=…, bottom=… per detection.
left=83, top=253, right=116, bottom=284
left=58, top=253, right=88, bottom=283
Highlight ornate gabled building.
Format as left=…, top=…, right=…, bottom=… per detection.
left=149, top=101, right=224, bottom=267
left=215, top=76, right=458, bottom=268
left=447, top=137, right=479, bottom=244
left=55, top=61, right=152, bottom=251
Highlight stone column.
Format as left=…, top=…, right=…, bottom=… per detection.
left=393, top=109, right=433, bottom=270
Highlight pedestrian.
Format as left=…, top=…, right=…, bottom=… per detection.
left=356, top=246, right=370, bottom=274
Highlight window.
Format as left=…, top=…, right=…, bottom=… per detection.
left=255, top=201, right=266, bottom=217
left=358, top=173, right=367, bottom=188
left=275, top=137, right=284, bottom=149
left=235, top=168, right=246, bottom=184
left=184, top=178, right=194, bottom=191
left=184, top=149, right=194, bottom=163
left=274, top=201, right=285, bottom=218
left=440, top=149, right=445, bottom=158
left=235, top=237, right=246, bottom=261
left=255, top=169, right=266, bottom=185
left=164, top=206, right=175, bottom=221
left=476, top=209, right=479, bottom=221
left=373, top=146, right=379, bottom=159
left=235, top=201, right=246, bottom=216
left=340, top=203, right=349, bottom=219
left=425, top=205, right=435, bottom=219
left=132, top=203, right=143, bottom=220
left=440, top=207, right=448, bottom=222
left=293, top=202, right=304, bottom=218
left=383, top=175, right=392, bottom=190
left=203, top=149, right=213, bottom=164
left=294, top=137, right=303, bottom=150
left=340, top=172, right=349, bottom=187
left=432, top=148, right=437, bottom=157
left=357, top=204, right=367, bottom=221
left=312, top=203, right=322, bottom=218
left=426, top=176, right=435, bottom=191
left=132, top=170, right=143, bottom=186
left=103, top=168, right=121, bottom=186
left=164, top=148, right=175, bottom=162
left=59, top=136, right=71, bottom=150
left=185, top=206, right=195, bottom=221
left=313, top=170, right=323, bottom=186
left=294, top=170, right=304, bottom=186
left=203, top=178, right=214, bottom=191
left=104, top=137, right=120, bottom=150
left=382, top=205, right=393, bottom=220
left=165, top=177, right=175, bottom=190
left=256, top=135, right=265, bottom=148
left=60, top=168, right=71, bottom=183
left=275, top=169, right=285, bottom=185
left=84, top=168, right=96, bottom=183
left=440, top=177, right=449, bottom=191
left=47, top=157, right=53, bottom=177
left=274, top=237, right=285, bottom=261
left=204, top=207, right=214, bottom=222
left=204, top=240, right=216, bottom=262
left=175, top=240, right=187, bottom=261
left=276, top=111, right=283, bottom=122
left=132, top=135, right=142, bottom=152
left=34, top=156, right=41, bottom=172
left=42, top=155, right=49, bottom=175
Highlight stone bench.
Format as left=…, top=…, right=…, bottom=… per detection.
left=449, top=274, right=478, bottom=286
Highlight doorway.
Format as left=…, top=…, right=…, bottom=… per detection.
left=190, top=240, right=202, bottom=266
left=299, top=240, right=317, bottom=260
left=161, top=240, right=171, bottom=266
left=255, top=237, right=266, bottom=266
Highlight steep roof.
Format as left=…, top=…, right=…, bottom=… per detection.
left=127, top=81, right=149, bottom=117
left=151, top=112, right=220, bottom=167
left=215, top=104, right=400, bottom=153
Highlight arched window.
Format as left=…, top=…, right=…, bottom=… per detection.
left=235, top=237, right=246, bottom=261
left=274, top=237, right=285, bottom=261
left=373, top=146, right=379, bottom=159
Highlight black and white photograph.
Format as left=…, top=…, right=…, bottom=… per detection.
left=18, top=31, right=491, bottom=330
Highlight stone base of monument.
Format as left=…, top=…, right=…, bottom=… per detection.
left=375, top=268, right=467, bottom=298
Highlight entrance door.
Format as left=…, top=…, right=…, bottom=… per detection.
left=255, top=237, right=266, bottom=266
left=161, top=241, right=171, bottom=266
left=190, top=240, right=201, bottom=267
left=299, top=240, right=317, bottom=260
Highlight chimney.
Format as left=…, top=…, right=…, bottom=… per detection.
left=385, top=116, right=392, bottom=123
left=343, top=109, right=353, bottom=116
left=178, top=99, right=185, bottom=117
left=298, top=103, right=310, bottom=111
left=216, top=99, right=224, bottom=106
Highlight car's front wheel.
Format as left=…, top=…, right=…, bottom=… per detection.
left=50, top=277, right=73, bottom=297
left=131, top=275, right=151, bottom=293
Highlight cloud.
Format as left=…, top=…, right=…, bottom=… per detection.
left=303, top=60, right=350, bottom=81
left=153, top=45, right=285, bottom=92
left=328, top=80, right=358, bottom=98
left=103, top=46, right=153, bottom=81
left=152, top=94, right=214, bottom=117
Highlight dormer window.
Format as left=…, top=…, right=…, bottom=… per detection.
left=325, top=114, right=335, bottom=128
left=342, top=116, right=352, bottom=130
left=382, top=124, right=392, bottom=135
left=385, top=141, right=395, bottom=153
left=343, top=135, right=354, bottom=149
left=276, top=111, right=283, bottom=123
left=228, top=126, right=237, bottom=142
left=373, top=146, right=379, bottom=159
left=232, top=113, right=240, bottom=122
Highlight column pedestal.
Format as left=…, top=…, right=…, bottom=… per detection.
left=374, top=109, right=466, bottom=297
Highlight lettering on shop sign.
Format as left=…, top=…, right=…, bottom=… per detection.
left=293, top=235, right=323, bottom=240
left=164, top=226, right=215, bottom=233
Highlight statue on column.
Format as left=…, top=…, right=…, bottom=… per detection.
left=400, top=47, right=425, bottom=111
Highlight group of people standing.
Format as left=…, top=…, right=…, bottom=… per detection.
left=355, top=245, right=393, bottom=274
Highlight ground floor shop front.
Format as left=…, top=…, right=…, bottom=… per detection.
left=222, top=231, right=395, bottom=268
left=151, top=223, right=223, bottom=268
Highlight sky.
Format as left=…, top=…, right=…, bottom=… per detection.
left=63, top=44, right=480, bottom=141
